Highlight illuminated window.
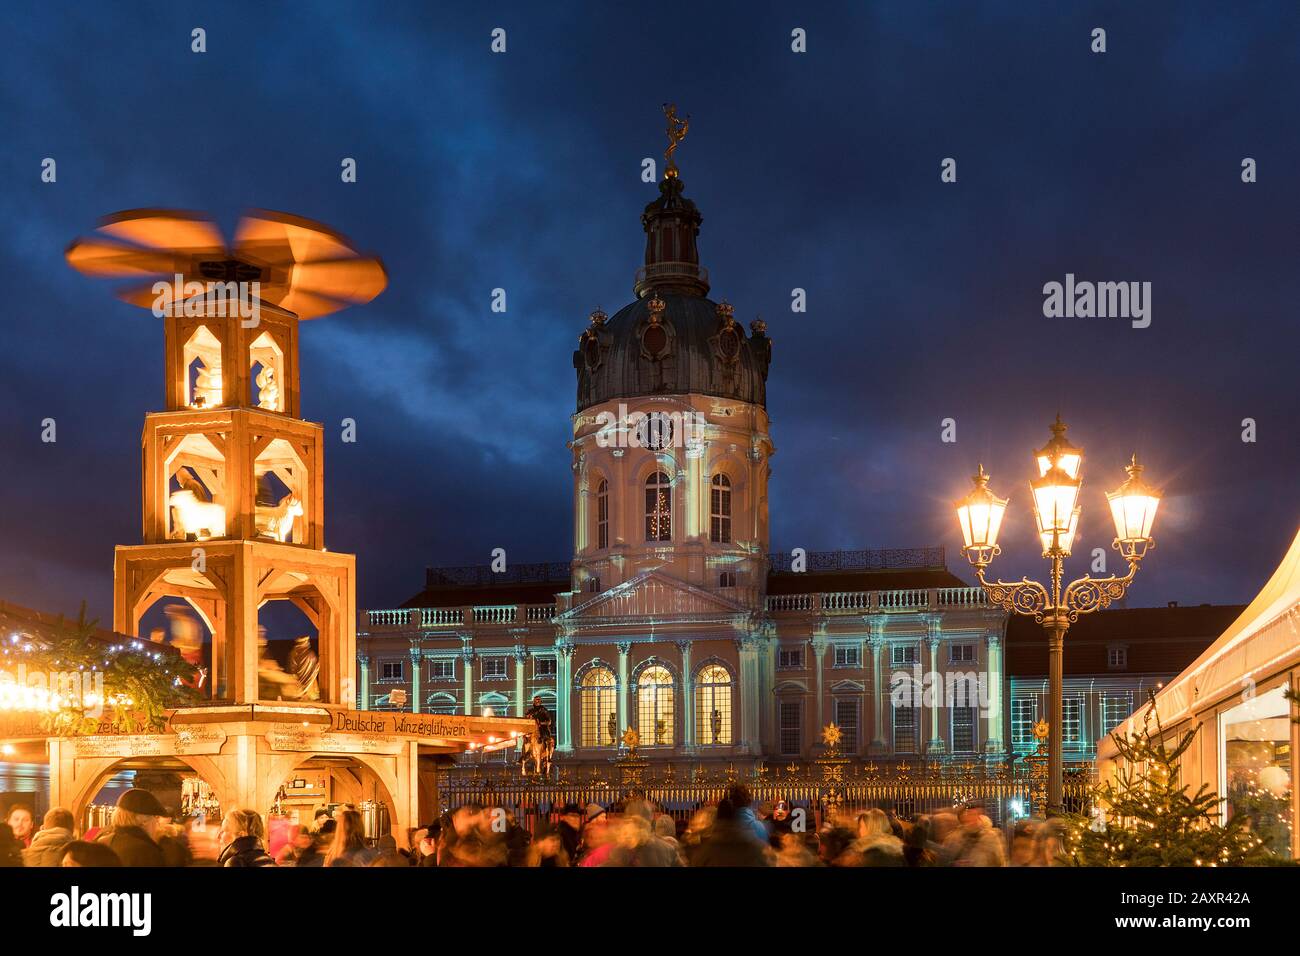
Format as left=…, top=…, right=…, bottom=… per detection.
left=893, top=705, right=916, bottom=754
left=778, top=700, right=802, bottom=756
left=1221, top=686, right=1294, bottom=856
left=637, top=665, right=675, bottom=745
left=834, top=699, right=859, bottom=752
left=695, top=664, right=732, bottom=746
left=891, top=644, right=918, bottom=667
left=1012, top=698, right=1037, bottom=746
left=833, top=644, right=861, bottom=668
left=710, top=474, right=731, bottom=543
left=949, top=644, right=975, bottom=664
left=645, top=472, right=672, bottom=541
left=580, top=666, right=617, bottom=748
left=596, top=479, right=609, bottom=549
left=1063, top=697, right=1083, bottom=745
left=951, top=706, right=977, bottom=753
left=1102, top=693, right=1131, bottom=734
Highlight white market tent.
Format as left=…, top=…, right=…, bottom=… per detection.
left=1101, top=526, right=1300, bottom=752
left=1097, top=526, right=1300, bottom=817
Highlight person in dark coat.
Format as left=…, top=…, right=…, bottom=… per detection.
left=60, top=840, right=122, bottom=867
left=218, top=809, right=276, bottom=867
left=0, top=823, right=24, bottom=867
left=23, top=808, right=76, bottom=867
left=98, top=789, right=169, bottom=867
left=690, top=799, right=771, bottom=867
left=556, top=803, right=583, bottom=864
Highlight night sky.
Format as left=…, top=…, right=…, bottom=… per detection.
left=2, top=2, right=1296, bottom=628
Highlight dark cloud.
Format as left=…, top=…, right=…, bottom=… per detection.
left=0, top=2, right=1295, bottom=623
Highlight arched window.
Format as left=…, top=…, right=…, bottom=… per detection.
left=645, top=472, right=672, bottom=542
left=580, top=666, right=617, bottom=748
left=637, top=665, right=675, bottom=746
left=596, top=479, right=609, bottom=549
left=695, top=664, right=733, bottom=746
left=710, top=474, right=731, bottom=543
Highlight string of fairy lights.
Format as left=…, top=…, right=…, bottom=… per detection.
left=0, top=628, right=198, bottom=724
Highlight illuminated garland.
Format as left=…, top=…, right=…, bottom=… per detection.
left=1061, top=691, right=1279, bottom=867
left=0, top=603, right=200, bottom=733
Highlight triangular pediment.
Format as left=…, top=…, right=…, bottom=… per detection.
left=558, top=570, right=751, bottom=624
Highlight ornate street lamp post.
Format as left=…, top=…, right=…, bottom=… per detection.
left=954, top=416, right=1162, bottom=813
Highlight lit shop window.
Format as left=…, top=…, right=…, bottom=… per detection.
left=1220, top=686, right=1294, bottom=858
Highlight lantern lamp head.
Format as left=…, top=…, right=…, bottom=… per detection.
left=1034, top=414, right=1083, bottom=480
left=1107, top=454, right=1161, bottom=560
left=955, top=464, right=1008, bottom=568
left=1030, top=417, right=1084, bottom=555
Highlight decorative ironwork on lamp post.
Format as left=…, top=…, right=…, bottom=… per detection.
left=953, top=416, right=1162, bottom=814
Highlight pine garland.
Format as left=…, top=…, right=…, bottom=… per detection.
left=0, top=601, right=200, bottom=733
left=1063, top=691, right=1278, bottom=866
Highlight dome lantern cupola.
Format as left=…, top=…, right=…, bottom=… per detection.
left=634, top=104, right=709, bottom=299
left=573, top=108, right=772, bottom=413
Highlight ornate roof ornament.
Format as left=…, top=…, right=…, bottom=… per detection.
left=646, top=292, right=666, bottom=324
left=715, top=300, right=736, bottom=329
left=749, top=317, right=767, bottom=335
left=589, top=307, right=607, bottom=327
left=662, top=103, right=690, bottom=179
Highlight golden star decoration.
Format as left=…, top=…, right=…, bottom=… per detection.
left=821, top=723, right=842, bottom=747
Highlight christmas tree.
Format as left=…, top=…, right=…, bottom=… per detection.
left=1065, top=692, right=1275, bottom=866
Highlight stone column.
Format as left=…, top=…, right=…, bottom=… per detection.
left=612, top=448, right=626, bottom=546
left=461, top=646, right=475, bottom=716
left=409, top=646, right=422, bottom=713
left=555, top=642, right=574, bottom=752
left=737, top=635, right=761, bottom=753
left=811, top=635, right=828, bottom=741
left=616, top=641, right=632, bottom=742
left=677, top=640, right=695, bottom=752
left=926, top=618, right=945, bottom=755
left=514, top=646, right=528, bottom=716
left=358, top=655, right=370, bottom=711
left=984, top=632, right=1004, bottom=754
left=867, top=617, right=887, bottom=755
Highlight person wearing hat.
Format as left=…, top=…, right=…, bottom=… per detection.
left=97, top=789, right=169, bottom=867
left=556, top=803, right=583, bottom=864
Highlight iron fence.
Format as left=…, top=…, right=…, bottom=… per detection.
left=438, top=760, right=1093, bottom=835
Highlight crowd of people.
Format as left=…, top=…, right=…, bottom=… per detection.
left=1, top=784, right=1069, bottom=867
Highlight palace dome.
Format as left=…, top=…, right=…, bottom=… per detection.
left=573, top=173, right=772, bottom=412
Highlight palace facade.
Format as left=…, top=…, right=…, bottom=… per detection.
left=357, top=156, right=1008, bottom=769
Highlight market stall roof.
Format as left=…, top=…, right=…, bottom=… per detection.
left=0, top=598, right=181, bottom=657
left=1099, top=526, right=1300, bottom=760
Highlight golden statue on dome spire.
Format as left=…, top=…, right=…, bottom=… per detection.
left=662, top=102, right=690, bottom=178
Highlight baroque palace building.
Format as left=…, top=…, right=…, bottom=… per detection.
left=357, top=152, right=1012, bottom=769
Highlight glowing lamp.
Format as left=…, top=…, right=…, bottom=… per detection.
left=1039, top=506, right=1081, bottom=556
left=1107, top=454, right=1161, bottom=559
left=955, top=464, right=1008, bottom=566
left=1031, top=462, right=1082, bottom=538
left=1034, top=414, right=1082, bottom=480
